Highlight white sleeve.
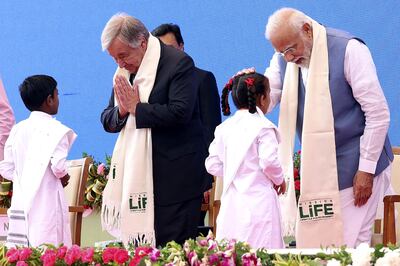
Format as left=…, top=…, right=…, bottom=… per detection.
left=264, top=52, right=283, bottom=113
left=0, top=79, right=15, bottom=161
left=50, top=135, right=70, bottom=178
left=258, top=128, right=284, bottom=185
left=205, top=128, right=224, bottom=177
left=0, top=127, right=15, bottom=181
left=344, top=39, right=390, bottom=174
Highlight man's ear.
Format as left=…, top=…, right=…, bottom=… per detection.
left=302, top=23, right=312, bottom=39
left=179, top=43, right=184, bottom=51
left=46, top=94, right=54, bottom=106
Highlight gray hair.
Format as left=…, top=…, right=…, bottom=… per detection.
left=101, top=13, right=150, bottom=51
left=265, top=8, right=312, bottom=40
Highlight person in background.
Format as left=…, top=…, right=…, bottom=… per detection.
left=0, top=78, right=15, bottom=161
left=151, top=23, right=221, bottom=228
left=205, top=72, right=286, bottom=249
left=0, top=75, right=76, bottom=247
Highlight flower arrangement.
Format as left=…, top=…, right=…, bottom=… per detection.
left=293, top=150, right=301, bottom=204
left=0, top=180, right=12, bottom=209
left=0, top=233, right=398, bottom=266
left=82, top=153, right=111, bottom=211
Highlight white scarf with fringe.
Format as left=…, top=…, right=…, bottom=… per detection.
left=101, top=35, right=160, bottom=247
left=278, top=21, right=344, bottom=248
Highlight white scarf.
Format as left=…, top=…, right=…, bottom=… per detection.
left=278, top=21, right=344, bottom=247
left=101, top=35, right=160, bottom=247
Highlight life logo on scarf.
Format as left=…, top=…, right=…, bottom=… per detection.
left=298, top=198, right=335, bottom=221
left=129, top=192, right=148, bottom=213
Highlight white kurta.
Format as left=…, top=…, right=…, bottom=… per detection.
left=0, top=111, right=76, bottom=247
left=205, top=109, right=284, bottom=249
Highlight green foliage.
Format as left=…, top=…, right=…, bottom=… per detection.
left=82, top=153, right=111, bottom=211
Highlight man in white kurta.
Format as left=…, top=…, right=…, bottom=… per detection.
left=205, top=108, right=285, bottom=249
left=0, top=111, right=76, bottom=247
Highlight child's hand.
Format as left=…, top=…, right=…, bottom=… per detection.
left=274, top=180, right=286, bottom=195
left=60, top=174, right=70, bottom=187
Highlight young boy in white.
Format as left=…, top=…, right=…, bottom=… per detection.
left=205, top=73, right=286, bottom=249
left=0, top=75, right=76, bottom=247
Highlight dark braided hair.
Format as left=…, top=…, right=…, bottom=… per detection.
left=220, top=72, right=269, bottom=115
left=221, top=78, right=233, bottom=115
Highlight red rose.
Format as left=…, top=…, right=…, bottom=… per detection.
left=102, top=247, right=117, bottom=264
left=81, top=247, right=94, bottom=263
left=57, top=246, right=67, bottom=259
left=6, top=248, right=19, bottom=263
left=293, top=168, right=299, bottom=179
left=295, top=180, right=300, bottom=191
left=114, top=249, right=129, bottom=264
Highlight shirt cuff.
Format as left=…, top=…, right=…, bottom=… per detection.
left=115, top=108, right=128, bottom=127
left=358, top=158, right=377, bottom=174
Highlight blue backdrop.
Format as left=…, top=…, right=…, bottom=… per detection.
left=0, top=0, right=398, bottom=160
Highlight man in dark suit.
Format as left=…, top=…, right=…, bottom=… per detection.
left=152, top=24, right=221, bottom=227
left=100, top=13, right=209, bottom=247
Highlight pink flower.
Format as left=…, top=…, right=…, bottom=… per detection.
left=64, top=245, right=81, bottom=265
left=198, top=239, right=208, bottom=247
left=129, top=256, right=141, bottom=266
left=242, top=252, right=258, bottom=266
left=41, top=249, right=57, bottom=266
left=135, top=246, right=152, bottom=257
left=97, top=163, right=105, bottom=175
left=6, top=248, right=19, bottom=263
left=149, top=248, right=160, bottom=262
left=209, top=253, right=219, bottom=264
left=81, top=247, right=94, bottom=263
left=19, top=248, right=32, bottom=261
left=16, top=261, right=28, bottom=266
left=114, top=248, right=129, bottom=264
left=208, top=240, right=217, bottom=251
left=57, top=246, right=68, bottom=259
left=102, top=247, right=118, bottom=264
left=295, top=180, right=300, bottom=191
left=189, top=251, right=200, bottom=266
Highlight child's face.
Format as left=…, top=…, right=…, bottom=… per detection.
left=48, top=88, right=60, bottom=115
left=257, top=81, right=270, bottom=114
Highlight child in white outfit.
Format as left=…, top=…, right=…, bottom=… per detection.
left=205, top=73, right=286, bottom=248
left=0, top=75, right=76, bottom=247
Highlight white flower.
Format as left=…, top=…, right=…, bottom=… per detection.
left=327, top=258, right=341, bottom=266
left=375, top=249, right=400, bottom=266
left=351, top=243, right=372, bottom=266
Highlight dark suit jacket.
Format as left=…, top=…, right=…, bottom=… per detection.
left=100, top=41, right=208, bottom=205
left=194, top=68, right=221, bottom=190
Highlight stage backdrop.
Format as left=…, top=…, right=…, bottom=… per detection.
left=0, top=0, right=398, bottom=160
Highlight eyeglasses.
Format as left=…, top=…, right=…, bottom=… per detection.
left=278, top=44, right=297, bottom=57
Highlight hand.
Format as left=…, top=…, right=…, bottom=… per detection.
left=274, top=180, right=286, bottom=195
left=353, top=170, right=373, bottom=207
left=114, top=75, right=140, bottom=116
left=60, top=174, right=70, bottom=187
left=235, top=67, right=256, bottom=77
left=203, top=190, right=210, bottom=204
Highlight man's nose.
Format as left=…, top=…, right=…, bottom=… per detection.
left=115, top=58, right=126, bottom=68
left=284, top=53, right=295, bottom=62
